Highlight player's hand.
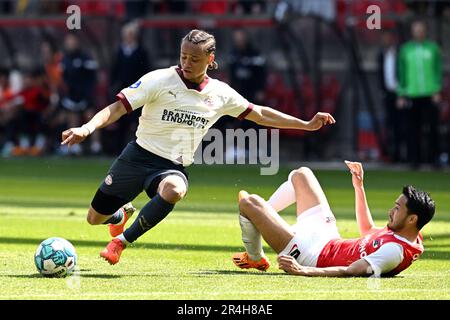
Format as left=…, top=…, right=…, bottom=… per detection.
left=344, top=160, right=364, bottom=188
left=61, top=127, right=90, bottom=146
left=305, top=112, right=336, bottom=131
left=277, top=255, right=305, bottom=276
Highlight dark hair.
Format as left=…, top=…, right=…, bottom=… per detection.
left=0, top=66, right=10, bottom=77
left=42, top=39, right=58, bottom=53
left=182, top=29, right=218, bottom=70
left=402, top=185, right=435, bottom=230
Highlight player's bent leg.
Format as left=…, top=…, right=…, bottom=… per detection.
left=157, top=175, right=187, bottom=204
left=232, top=252, right=271, bottom=271
left=88, top=188, right=130, bottom=225
left=86, top=206, right=110, bottom=225
left=119, top=174, right=187, bottom=247
left=233, top=191, right=271, bottom=271
left=267, top=178, right=296, bottom=212
left=109, top=203, right=136, bottom=237
left=100, top=238, right=125, bottom=265
left=290, top=167, right=330, bottom=216
left=239, top=192, right=295, bottom=254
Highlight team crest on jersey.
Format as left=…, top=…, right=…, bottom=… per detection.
left=373, top=240, right=380, bottom=248
left=129, top=80, right=142, bottom=89
left=372, top=239, right=383, bottom=248
left=204, top=96, right=214, bottom=107
left=104, top=174, right=113, bottom=185
left=325, top=216, right=336, bottom=223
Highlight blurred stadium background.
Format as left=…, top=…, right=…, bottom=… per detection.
left=0, top=0, right=449, bottom=168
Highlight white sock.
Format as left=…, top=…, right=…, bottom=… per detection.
left=239, top=215, right=264, bottom=261
left=116, top=233, right=130, bottom=245
left=267, top=171, right=296, bottom=212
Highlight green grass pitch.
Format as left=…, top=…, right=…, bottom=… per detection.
left=0, top=158, right=449, bottom=300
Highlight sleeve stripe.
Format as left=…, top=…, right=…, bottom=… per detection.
left=237, top=103, right=254, bottom=120
left=116, top=92, right=133, bottom=114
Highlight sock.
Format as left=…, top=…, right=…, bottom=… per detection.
left=102, top=208, right=124, bottom=225
left=267, top=171, right=296, bottom=212
left=116, top=233, right=130, bottom=246
left=239, top=215, right=264, bottom=261
left=122, top=194, right=174, bottom=243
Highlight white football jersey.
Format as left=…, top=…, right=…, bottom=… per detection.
left=117, top=66, right=252, bottom=166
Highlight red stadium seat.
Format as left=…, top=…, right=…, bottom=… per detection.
left=264, top=72, right=341, bottom=138
left=75, top=0, right=124, bottom=17
left=191, top=1, right=233, bottom=15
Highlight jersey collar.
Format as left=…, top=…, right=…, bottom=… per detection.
left=175, top=66, right=209, bottom=92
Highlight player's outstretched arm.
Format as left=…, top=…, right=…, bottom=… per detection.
left=61, top=100, right=127, bottom=146
left=278, top=255, right=373, bottom=277
left=344, top=161, right=382, bottom=236
left=245, top=104, right=335, bottom=131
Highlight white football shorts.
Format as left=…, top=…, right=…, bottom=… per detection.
left=279, top=204, right=342, bottom=267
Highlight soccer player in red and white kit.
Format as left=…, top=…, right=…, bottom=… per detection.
left=61, top=29, right=336, bottom=265
left=233, top=161, right=435, bottom=277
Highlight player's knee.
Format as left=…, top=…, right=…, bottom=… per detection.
left=86, top=213, right=99, bottom=225
left=86, top=208, right=103, bottom=225
left=239, top=194, right=261, bottom=215
left=291, top=167, right=313, bottom=183
left=161, top=184, right=186, bottom=203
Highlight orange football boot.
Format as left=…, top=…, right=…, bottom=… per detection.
left=232, top=252, right=270, bottom=271
left=100, top=238, right=126, bottom=265
left=109, top=203, right=136, bottom=237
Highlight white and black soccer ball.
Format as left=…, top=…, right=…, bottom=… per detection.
left=34, top=237, right=77, bottom=278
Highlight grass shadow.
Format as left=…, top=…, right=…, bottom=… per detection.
left=1, top=236, right=448, bottom=260
left=79, top=274, right=122, bottom=279
left=2, top=273, right=122, bottom=279
left=194, top=270, right=285, bottom=276
left=0, top=236, right=265, bottom=254
left=3, top=274, right=43, bottom=278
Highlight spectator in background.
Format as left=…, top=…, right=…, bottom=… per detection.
left=2, top=69, right=50, bottom=156
left=222, top=29, right=267, bottom=160
left=234, top=1, right=266, bottom=15
left=41, top=40, right=63, bottom=99
left=60, top=32, right=99, bottom=155
left=40, top=40, right=64, bottom=154
left=0, top=67, right=26, bottom=157
left=397, top=20, right=442, bottom=168
left=0, top=67, right=15, bottom=155
left=228, top=29, right=266, bottom=129
left=0, top=67, right=14, bottom=103
left=377, top=29, right=405, bottom=163
left=108, top=21, right=151, bottom=155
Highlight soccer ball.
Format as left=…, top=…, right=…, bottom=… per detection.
left=34, top=237, right=77, bottom=278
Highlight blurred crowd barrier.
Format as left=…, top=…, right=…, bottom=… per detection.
left=0, top=0, right=449, bottom=167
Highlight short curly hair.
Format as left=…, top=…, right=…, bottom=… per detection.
left=182, top=29, right=218, bottom=70
left=402, top=185, right=435, bottom=230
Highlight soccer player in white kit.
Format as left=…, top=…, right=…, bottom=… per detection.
left=61, top=29, right=336, bottom=265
